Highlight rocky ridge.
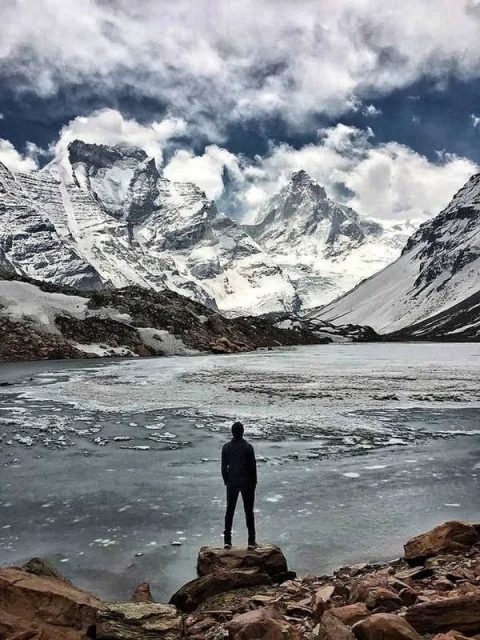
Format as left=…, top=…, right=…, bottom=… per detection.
left=3, top=521, right=480, bottom=639
left=0, top=271, right=377, bottom=362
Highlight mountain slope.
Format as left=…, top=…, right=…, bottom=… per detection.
left=0, top=271, right=376, bottom=362
left=0, top=141, right=297, bottom=315
left=313, top=171, right=480, bottom=333
left=0, top=162, right=103, bottom=290
left=244, top=170, right=411, bottom=308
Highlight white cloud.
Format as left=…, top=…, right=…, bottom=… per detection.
left=0, top=113, right=4, bottom=120
left=2, top=1, right=480, bottom=129
left=471, top=113, right=480, bottom=128
left=362, top=104, right=382, bottom=117
left=0, top=139, right=38, bottom=173
left=163, top=145, right=243, bottom=199
left=52, top=108, right=188, bottom=176
left=224, top=124, right=477, bottom=222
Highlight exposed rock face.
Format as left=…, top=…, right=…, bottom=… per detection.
left=96, top=602, right=181, bottom=639
left=404, top=521, right=480, bottom=563
left=317, top=610, right=356, bottom=640
left=330, top=603, right=370, bottom=626
left=0, top=609, right=53, bottom=640
left=405, top=594, right=480, bottom=633
left=352, top=613, right=421, bottom=640
left=227, top=606, right=302, bottom=639
left=0, top=565, right=101, bottom=638
left=0, top=274, right=338, bottom=362
left=131, top=582, right=154, bottom=603
left=170, top=568, right=272, bottom=613
left=197, top=545, right=289, bottom=580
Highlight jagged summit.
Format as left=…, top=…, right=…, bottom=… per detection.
left=244, top=169, right=406, bottom=309
left=0, top=141, right=297, bottom=315
left=68, top=139, right=148, bottom=168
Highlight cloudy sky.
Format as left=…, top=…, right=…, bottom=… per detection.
left=1, top=0, right=480, bottom=222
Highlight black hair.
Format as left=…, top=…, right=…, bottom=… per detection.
left=231, top=421, right=244, bottom=439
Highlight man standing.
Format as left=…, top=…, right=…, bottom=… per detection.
left=221, top=421, right=257, bottom=549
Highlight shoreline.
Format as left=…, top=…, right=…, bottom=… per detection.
left=3, top=521, right=480, bottom=639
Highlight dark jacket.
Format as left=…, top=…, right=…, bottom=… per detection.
left=221, top=437, right=257, bottom=488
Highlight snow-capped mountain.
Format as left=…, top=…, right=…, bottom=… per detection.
left=244, top=170, right=412, bottom=308
left=0, top=161, right=103, bottom=290
left=0, top=141, right=297, bottom=315
left=313, top=171, right=480, bottom=333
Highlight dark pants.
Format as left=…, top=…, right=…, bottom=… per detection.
left=224, top=484, right=256, bottom=545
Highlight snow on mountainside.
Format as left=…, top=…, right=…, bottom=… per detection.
left=313, top=171, right=480, bottom=333
left=0, top=141, right=297, bottom=315
left=244, top=170, right=412, bottom=308
left=0, top=162, right=103, bottom=290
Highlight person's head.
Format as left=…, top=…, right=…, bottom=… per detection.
left=231, top=421, right=244, bottom=439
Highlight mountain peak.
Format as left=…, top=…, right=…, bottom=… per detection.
left=68, top=139, right=148, bottom=169
left=289, top=170, right=326, bottom=199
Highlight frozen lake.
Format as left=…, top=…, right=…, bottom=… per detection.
left=1, top=342, right=480, bottom=601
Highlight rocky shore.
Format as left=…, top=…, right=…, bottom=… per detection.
left=0, top=271, right=378, bottom=362
left=3, top=521, right=480, bottom=639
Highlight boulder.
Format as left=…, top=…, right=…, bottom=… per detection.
left=331, top=603, right=370, bottom=626
left=404, top=522, right=479, bottom=564
left=228, top=606, right=302, bottom=639
left=431, top=632, right=471, bottom=640
left=0, top=609, right=53, bottom=640
left=365, top=588, right=402, bottom=612
left=197, top=545, right=289, bottom=580
left=0, top=566, right=101, bottom=635
left=97, top=602, right=181, bottom=639
left=353, top=613, right=422, bottom=640
left=312, top=585, right=336, bottom=619
left=317, top=611, right=355, bottom=640
left=22, top=557, right=66, bottom=580
left=170, top=568, right=272, bottom=612
left=349, top=574, right=390, bottom=603
left=405, top=593, right=480, bottom=633
left=131, top=582, right=154, bottom=603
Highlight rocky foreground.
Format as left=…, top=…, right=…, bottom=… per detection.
left=3, top=522, right=480, bottom=639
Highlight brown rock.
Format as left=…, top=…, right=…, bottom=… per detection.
left=317, top=611, right=355, bottom=640
left=398, top=587, right=417, bottom=606
left=228, top=606, right=302, bottom=639
left=353, top=613, right=422, bottom=640
left=0, top=610, right=53, bottom=640
left=350, top=574, right=389, bottom=603
left=286, top=602, right=312, bottom=617
left=431, top=633, right=471, bottom=640
left=432, top=578, right=454, bottom=592
left=405, top=593, right=480, bottom=633
left=22, top=558, right=66, bottom=580
left=365, top=588, right=402, bottom=612
left=170, top=568, right=272, bottom=612
left=131, top=582, right=154, bottom=603
left=394, top=566, right=433, bottom=584
left=187, top=616, right=216, bottom=635
left=97, top=602, right=181, bottom=639
left=0, top=566, right=101, bottom=635
left=312, top=585, right=336, bottom=619
left=404, top=522, right=479, bottom=563
left=331, top=603, right=370, bottom=626
left=197, top=544, right=289, bottom=579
